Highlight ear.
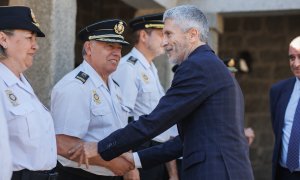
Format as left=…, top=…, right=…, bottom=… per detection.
left=187, top=28, right=199, bottom=43
left=84, top=41, right=92, bottom=55
left=139, top=30, right=148, bottom=43
left=0, top=32, right=8, bottom=48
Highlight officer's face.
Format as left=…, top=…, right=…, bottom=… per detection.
left=162, top=19, right=190, bottom=64
left=0, top=29, right=38, bottom=74
left=289, top=37, right=300, bottom=79
left=87, top=41, right=122, bottom=76
left=145, top=29, right=164, bottom=57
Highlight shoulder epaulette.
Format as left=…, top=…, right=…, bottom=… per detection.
left=112, top=79, right=119, bottom=87
left=126, top=56, right=138, bottom=65
left=75, top=71, right=89, bottom=84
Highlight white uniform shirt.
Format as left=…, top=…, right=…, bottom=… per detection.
left=113, top=48, right=178, bottom=143
left=51, top=60, right=128, bottom=176
left=0, top=98, right=12, bottom=180
left=0, top=63, right=57, bottom=171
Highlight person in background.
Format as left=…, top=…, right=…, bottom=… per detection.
left=223, top=58, right=255, bottom=146
left=70, top=5, right=254, bottom=180
left=0, top=6, right=58, bottom=180
left=270, top=36, right=300, bottom=180
left=112, top=13, right=179, bottom=180
left=51, top=19, right=134, bottom=180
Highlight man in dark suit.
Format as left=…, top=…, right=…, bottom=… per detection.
left=270, top=36, right=300, bottom=180
left=70, top=5, right=254, bottom=180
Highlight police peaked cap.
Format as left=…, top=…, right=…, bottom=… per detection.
left=78, top=19, right=129, bottom=45
left=129, top=13, right=164, bottom=31
left=0, top=6, right=45, bottom=37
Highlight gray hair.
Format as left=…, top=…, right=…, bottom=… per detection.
left=0, top=30, right=14, bottom=60
left=163, top=5, right=209, bottom=43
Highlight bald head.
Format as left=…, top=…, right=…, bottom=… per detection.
left=289, top=36, right=300, bottom=79
left=290, top=36, right=300, bottom=50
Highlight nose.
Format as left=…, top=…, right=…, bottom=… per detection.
left=32, top=36, right=39, bottom=50
left=161, top=36, right=168, bottom=47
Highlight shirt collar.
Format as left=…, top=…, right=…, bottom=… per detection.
left=82, top=60, right=113, bottom=89
left=0, top=63, right=34, bottom=94
left=131, top=47, right=151, bottom=69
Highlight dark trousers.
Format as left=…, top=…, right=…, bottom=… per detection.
left=134, top=140, right=169, bottom=180
left=278, top=165, right=300, bottom=180
left=11, top=169, right=58, bottom=180
left=56, top=162, right=122, bottom=180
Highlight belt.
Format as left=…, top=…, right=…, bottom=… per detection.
left=12, top=169, right=58, bottom=180
left=56, top=162, right=120, bottom=180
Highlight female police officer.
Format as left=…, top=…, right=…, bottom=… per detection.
left=0, top=6, right=57, bottom=180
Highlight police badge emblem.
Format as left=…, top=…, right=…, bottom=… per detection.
left=114, top=21, right=124, bottom=35
left=92, top=90, right=101, bottom=104
left=30, top=9, right=40, bottom=27
left=142, top=73, right=149, bottom=84
left=5, top=89, right=19, bottom=106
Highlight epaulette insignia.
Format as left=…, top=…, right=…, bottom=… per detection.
left=75, top=71, right=89, bottom=84
left=127, top=56, right=138, bottom=65
left=112, top=79, right=119, bottom=87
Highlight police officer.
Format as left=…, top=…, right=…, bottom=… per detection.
left=0, top=6, right=57, bottom=180
left=112, top=13, right=179, bottom=180
left=51, top=19, right=134, bottom=180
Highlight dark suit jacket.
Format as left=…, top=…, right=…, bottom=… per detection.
left=98, top=45, right=254, bottom=180
left=270, top=77, right=296, bottom=180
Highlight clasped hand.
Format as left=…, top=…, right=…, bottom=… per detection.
left=68, top=142, right=135, bottom=176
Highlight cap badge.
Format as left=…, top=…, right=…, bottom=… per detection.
left=93, top=90, right=101, bottom=104
left=114, top=21, right=124, bottom=35
left=142, top=73, right=149, bottom=84
left=228, top=58, right=235, bottom=67
left=5, top=89, right=19, bottom=106
left=30, top=9, right=40, bottom=27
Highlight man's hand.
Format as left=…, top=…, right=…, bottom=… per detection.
left=244, top=127, right=255, bottom=146
left=69, top=141, right=98, bottom=167
left=123, top=168, right=140, bottom=180
left=106, top=152, right=135, bottom=176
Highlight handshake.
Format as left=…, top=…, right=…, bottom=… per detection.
left=68, top=142, right=135, bottom=176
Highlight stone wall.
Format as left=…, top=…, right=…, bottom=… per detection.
left=219, top=14, right=300, bottom=180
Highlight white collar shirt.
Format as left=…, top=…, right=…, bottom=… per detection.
left=51, top=60, right=128, bottom=176
left=0, top=63, right=57, bottom=171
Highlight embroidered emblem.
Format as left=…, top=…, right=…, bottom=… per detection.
left=126, top=56, right=138, bottom=65
left=30, top=9, right=40, bottom=27
left=114, top=21, right=124, bottom=35
left=92, top=90, right=101, bottom=104
left=75, top=71, right=89, bottom=84
left=142, top=73, right=149, bottom=84
left=5, top=89, right=19, bottom=106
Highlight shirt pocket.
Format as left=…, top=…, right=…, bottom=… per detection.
left=8, top=103, right=40, bottom=139
left=141, top=85, right=155, bottom=102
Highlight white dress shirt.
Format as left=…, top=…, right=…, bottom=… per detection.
left=0, top=99, right=12, bottom=180
left=51, top=60, right=129, bottom=176
left=281, top=78, right=300, bottom=170
left=113, top=48, right=178, bottom=143
left=0, top=63, right=57, bottom=171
